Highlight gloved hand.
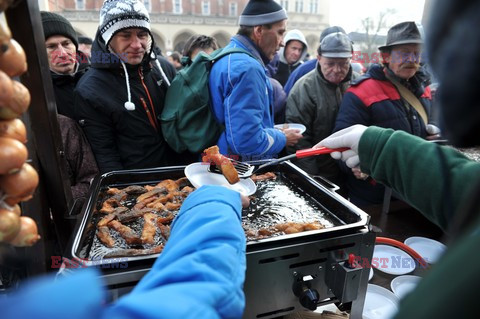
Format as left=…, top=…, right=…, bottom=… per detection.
left=426, top=124, right=441, bottom=140
left=313, top=125, right=368, bottom=168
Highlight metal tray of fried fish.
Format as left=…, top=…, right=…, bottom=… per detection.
left=70, top=163, right=369, bottom=266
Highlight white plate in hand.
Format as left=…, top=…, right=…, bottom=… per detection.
left=184, top=163, right=256, bottom=196
left=274, top=123, right=306, bottom=134
left=390, top=275, right=421, bottom=299
left=372, top=245, right=415, bottom=275
left=363, top=284, right=399, bottom=319
left=404, top=236, right=446, bottom=264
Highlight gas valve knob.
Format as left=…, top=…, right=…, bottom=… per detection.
left=299, top=288, right=320, bottom=310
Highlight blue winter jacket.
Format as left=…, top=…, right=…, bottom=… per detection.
left=284, top=59, right=317, bottom=95
left=334, top=64, right=432, bottom=206
left=209, top=35, right=287, bottom=159
left=0, top=186, right=246, bottom=319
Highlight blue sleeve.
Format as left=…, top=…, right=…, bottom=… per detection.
left=1, top=186, right=245, bottom=319
left=0, top=269, right=106, bottom=319
left=334, top=92, right=371, bottom=132
left=211, top=55, right=286, bottom=156
left=103, top=185, right=246, bottom=319
left=284, top=60, right=316, bottom=95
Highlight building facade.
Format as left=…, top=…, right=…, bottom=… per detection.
left=41, top=0, right=330, bottom=55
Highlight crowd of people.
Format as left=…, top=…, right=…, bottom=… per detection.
left=5, top=0, right=477, bottom=317
left=42, top=0, right=441, bottom=208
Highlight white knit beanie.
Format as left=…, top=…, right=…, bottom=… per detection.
left=99, top=0, right=151, bottom=46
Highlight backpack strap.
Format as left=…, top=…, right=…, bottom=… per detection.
left=210, top=47, right=259, bottom=65
left=385, top=72, right=428, bottom=126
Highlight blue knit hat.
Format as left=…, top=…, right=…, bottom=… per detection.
left=238, top=0, right=288, bottom=26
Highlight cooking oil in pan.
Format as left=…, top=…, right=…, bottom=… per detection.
left=242, top=177, right=337, bottom=231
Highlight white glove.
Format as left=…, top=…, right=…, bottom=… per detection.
left=426, top=124, right=441, bottom=135
left=314, top=125, right=368, bottom=168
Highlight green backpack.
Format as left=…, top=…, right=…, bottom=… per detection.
left=161, top=47, right=254, bottom=154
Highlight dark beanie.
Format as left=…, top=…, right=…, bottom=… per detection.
left=41, top=11, right=78, bottom=49
left=78, top=36, right=93, bottom=45
left=239, top=0, right=288, bottom=26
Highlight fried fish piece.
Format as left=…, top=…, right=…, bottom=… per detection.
left=97, top=226, right=115, bottom=248
left=108, top=220, right=142, bottom=245
left=104, top=244, right=164, bottom=258
left=251, top=172, right=277, bottom=182
left=202, top=145, right=239, bottom=184
left=141, top=213, right=158, bottom=245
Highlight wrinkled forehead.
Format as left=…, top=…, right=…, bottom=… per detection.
left=391, top=43, right=422, bottom=52
left=45, top=35, right=73, bottom=45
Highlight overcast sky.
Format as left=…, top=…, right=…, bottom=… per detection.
left=329, top=0, right=426, bottom=34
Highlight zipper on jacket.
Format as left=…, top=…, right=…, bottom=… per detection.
left=138, top=67, right=159, bottom=131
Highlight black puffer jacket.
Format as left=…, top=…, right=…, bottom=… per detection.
left=51, top=53, right=89, bottom=119
left=74, top=30, right=176, bottom=173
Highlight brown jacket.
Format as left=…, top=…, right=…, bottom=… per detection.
left=58, top=114, right=98, bottom=199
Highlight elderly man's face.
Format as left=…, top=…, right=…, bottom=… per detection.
left=284, top=40, right=304, bottom=64
left=318, top=56, right=351, bottom=85
left=386, top=43, right=421, bottom=80
left=254, top=20, right=287, bottom=61
left=109, top=28, right=149, bottom=65
left=45, top=35, right=76, bottom=74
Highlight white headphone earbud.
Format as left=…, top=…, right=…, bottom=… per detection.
left=124, top=101, right=135, bottom=111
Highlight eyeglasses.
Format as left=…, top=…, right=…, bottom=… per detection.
left=323, top=59, right=351, bottom=69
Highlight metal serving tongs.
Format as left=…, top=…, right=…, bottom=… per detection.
left=208, top=147, right=349, bottom=179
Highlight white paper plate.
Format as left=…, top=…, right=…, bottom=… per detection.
left=372, top=245, right=415, bottom=275
left=274, top=123, right=306, bottom=134
left=184, top=163, right=257, bottom=196
left=369, top=268, right=374, bottom=281
left=404, top=236, right=446, bottom=264
left=363, top=284, right=399, bottom=319
left=390, top=275, right=421, bottom=299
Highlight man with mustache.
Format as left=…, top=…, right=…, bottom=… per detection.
left=209, top=0, right=302, bottom=160
left=333, top=22, right=438, bottom=207
left=74, top=0, right=177, bottom=173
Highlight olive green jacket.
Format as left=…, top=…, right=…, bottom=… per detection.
left=285, top=64, right=356, bottom=183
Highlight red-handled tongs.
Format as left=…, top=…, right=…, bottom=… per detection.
left=209, top=147, right=349, bottom=178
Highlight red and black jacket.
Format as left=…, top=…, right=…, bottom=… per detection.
left=333, top=64, right=432, bottom=206
left=335, top=64, right=432, bottom=137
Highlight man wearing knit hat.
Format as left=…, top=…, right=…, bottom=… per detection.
left=41, top=11, right=89, bottom=119
left=209, top=0, right=302, bottom=160
left=41, top=11, right=99, bottom=200
left=74, top=0, right=178, bottom=173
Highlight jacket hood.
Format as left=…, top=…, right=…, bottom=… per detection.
left=278, top=29, right=308, bottom=65
left=89, top=27, right=155, bottom=70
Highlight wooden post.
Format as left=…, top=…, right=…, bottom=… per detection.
left=5, top=0, right=74, bottom=275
